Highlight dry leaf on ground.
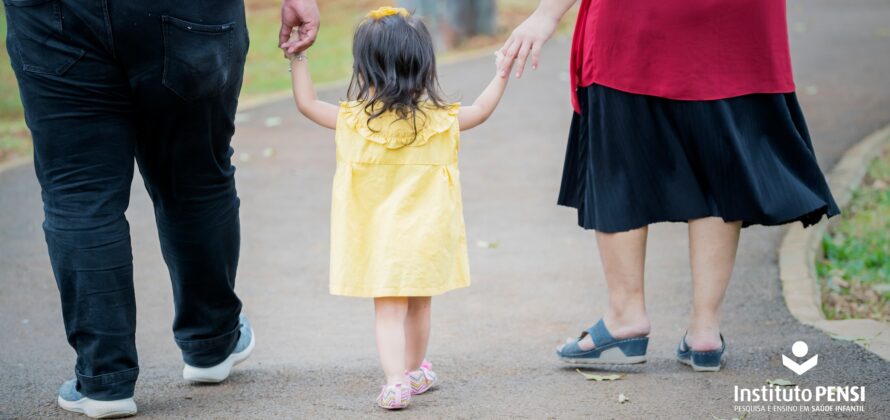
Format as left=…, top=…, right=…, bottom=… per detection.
left=766, top=379, right=796, bottom=387
left=576, top=369, right=624, bottom=382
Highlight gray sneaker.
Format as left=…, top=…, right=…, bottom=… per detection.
left=57, top=379, right=137, bottom=418
left=182, top=314, right=255, bottom=383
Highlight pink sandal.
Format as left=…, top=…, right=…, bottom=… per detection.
left=376, top=383, right=410, bottom=410
left=407, top=360, right=438, bottom=395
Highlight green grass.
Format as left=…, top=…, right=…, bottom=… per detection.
left=0, top=7, right=31, bottom=162
left=242, top=1, right=371, bottom=96
left=0, top=9, right=23, bottom=122
left=817, top=146, right=890, bottom=321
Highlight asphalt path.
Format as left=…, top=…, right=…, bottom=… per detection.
left=1, top=1, right=889, bottom=418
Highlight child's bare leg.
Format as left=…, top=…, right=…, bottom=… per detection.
left=405, top=297, right=432, bottom=371
left=374, top=297, right=410, bottom=385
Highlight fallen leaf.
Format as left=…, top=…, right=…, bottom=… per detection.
left=830, top=334, right=868, bottom=342
left=576, top=369, right=624, bottom=382
left=262, top=148, right=277, bottom=158
left=832, top=277, right=850, bottom=289
left=238, top=153, right=251, bottom=162
left=618, top=393, right=630, bottom=404
left=712, top=414, right=748, bottom=420
left=476, top=240, right=500, bottom=249
left=264, top=117, right=283, bottom=128
left=767, top=379, right=796, bottom=387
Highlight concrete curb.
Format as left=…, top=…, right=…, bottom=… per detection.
left=779, top=124, right=890, bottom=361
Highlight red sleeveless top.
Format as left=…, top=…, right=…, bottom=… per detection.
left=570, top=0, right=796, bottom=112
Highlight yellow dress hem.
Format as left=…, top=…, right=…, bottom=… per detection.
left=330, top=281, right=470, bottom=298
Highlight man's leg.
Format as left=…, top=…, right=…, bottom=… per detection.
left=5, top=1, right=139, bottom=400
left=109, top=0, right=250, bottom=368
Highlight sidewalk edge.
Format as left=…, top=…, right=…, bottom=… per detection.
left=0, top=155, right=31, bottom=177
left=779, top=123, right=890, bottom=361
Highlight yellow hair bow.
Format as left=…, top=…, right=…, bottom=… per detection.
left=367, top=6, right=410, bottom=20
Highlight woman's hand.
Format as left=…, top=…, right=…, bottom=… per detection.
left=499, top=11, right=559, bottom=79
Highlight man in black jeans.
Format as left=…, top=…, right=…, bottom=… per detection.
left=4, top=0, right=318, bottom=417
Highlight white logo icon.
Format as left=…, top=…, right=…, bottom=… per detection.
left=782, top=340, right=818, bottom=375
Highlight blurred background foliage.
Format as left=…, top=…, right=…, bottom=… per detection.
left=0, top=0, right=552, bottom=163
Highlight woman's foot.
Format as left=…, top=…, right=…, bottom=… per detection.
left=560, top=312, right=650, bottom=352
left=376, top=384, right=411, bottom=410
left=684, top=320, right=724, bottom=351
left=407, top=360, right=438, bottom=395
left=677, top=333, right=726, bottom=372
left=556, top=319, right=650, bottom=364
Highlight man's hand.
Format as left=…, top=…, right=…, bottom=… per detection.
left=279, top=0, right=320, bottom=54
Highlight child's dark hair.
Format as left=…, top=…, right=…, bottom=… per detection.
left=347, top=9, right=448, bottom=139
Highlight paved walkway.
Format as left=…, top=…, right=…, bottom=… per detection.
left=2, top=1, right=890, bottom=418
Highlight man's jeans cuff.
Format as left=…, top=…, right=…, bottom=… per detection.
left=76, top=367, right=139, bottom=401
left=176, top=326, right=240, bottom=368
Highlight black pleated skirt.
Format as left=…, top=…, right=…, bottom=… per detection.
left=558, top=84, right=840, bottom=233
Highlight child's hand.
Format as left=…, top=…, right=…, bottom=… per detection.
left=283, top=28, right=309, bottom=60
left=495, top=51, right=516, bottom=79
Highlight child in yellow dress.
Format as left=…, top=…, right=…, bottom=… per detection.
left=287, top=6, right=514, bottom=410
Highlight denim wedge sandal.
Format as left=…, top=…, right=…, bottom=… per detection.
left=676, top=334, right=726, bottom=372
left=556, top=319, right=649, bottom=364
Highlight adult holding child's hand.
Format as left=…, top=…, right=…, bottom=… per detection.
left=280, top=0, right=321, bottom=54
left=499, top=0, right=575, bottom=78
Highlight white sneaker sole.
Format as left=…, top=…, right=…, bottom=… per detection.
left=57, top=396, right=137, bottom=419
left=182, top=331, right=256, bottom=383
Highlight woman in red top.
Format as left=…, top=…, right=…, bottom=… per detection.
left=501, top=0, right=838, bottom=371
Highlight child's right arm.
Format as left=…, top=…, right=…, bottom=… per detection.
left=290, top=54, right=339, bottom=130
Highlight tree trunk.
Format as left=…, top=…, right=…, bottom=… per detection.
left=399, top=0, right=497, bottom=50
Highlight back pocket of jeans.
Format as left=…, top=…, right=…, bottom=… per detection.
left=162, top=15, right=235, bottom=102
left=3, top=0, right=85, bottom=75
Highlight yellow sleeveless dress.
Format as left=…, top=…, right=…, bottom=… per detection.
left=330, top=101, right=471, bottom=297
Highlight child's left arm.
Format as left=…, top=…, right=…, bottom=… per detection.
left=458, top=52, right=516, bottom=131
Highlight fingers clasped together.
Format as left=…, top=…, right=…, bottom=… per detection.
left=279, top=0, right=320, bottom=55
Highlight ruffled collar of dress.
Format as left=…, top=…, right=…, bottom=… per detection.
left=341, top=101, right=459, bottom=149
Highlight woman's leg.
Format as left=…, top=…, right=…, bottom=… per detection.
left=405, top=297, right=432, bottom=372
left=374, top=297, right=410, bottom=385
left=575, top=226, right=651, bottom=350
left=686, top=217, right=742, bottom=351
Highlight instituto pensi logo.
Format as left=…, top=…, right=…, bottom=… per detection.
left=732, top=341, right=866, bottom=415
left=783, top=340, right=818, bottom=375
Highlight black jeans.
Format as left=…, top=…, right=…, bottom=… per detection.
left=4, top=0, right=249, bottom=400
